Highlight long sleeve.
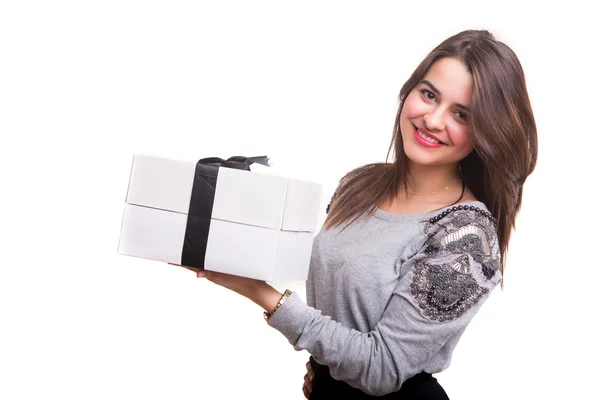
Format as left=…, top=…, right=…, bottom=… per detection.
left=268, top=206, right=501, bottom=396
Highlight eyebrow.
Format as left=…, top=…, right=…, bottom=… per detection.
left=421, top=80, right=470, bottom=112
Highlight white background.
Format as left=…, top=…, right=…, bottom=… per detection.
left=1, top=1, right=598, bottom=399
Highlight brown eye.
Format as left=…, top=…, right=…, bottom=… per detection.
left=420, top=89, right=436, bottom=101
left=454, top=111, right=468, bottom=121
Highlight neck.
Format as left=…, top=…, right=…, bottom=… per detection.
left=405, top=161, right=461, bottom=194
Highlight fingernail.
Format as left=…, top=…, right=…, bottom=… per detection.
left=197, top=271, right=206, bottom=278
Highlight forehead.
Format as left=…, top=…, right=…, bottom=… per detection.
left=422, top=58, right=473, bottom=106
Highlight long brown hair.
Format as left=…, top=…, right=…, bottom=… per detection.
left=325, top=30, right=538, bottom=278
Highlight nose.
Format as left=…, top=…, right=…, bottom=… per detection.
left=423, top=107, right=445, bottom=131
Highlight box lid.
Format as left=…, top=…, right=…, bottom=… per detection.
left=211, top=167, right=288, bottom=230
left=281, top=178, right=322, bottom=232
left=125, top=154, right=322, bottom=233
left=126, top=154, right=196, bottom=214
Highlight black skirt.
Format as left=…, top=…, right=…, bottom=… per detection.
left=309, top=357, right=450, bottom=399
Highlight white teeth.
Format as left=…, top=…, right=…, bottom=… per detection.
left=417, top=129, right=440, bottom=144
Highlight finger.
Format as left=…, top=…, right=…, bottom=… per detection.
left=306, top=361, right=311, bottom=371
left=169, top=263, right=202, bottom=274
left=304, top=370, right=314, bottom=381
left=304, top=374, right=313, bottom=390
left=302, top=384, right=310, bottom=399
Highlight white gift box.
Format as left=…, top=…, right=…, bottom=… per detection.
left=117, top=154, right=322, bottom=282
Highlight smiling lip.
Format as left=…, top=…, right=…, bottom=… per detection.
left=413, top=126, right=444, bottom=148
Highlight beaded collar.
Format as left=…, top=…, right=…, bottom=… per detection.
left=428, top=204, right=497, bottom=225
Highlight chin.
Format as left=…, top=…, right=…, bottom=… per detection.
left=402, top=141, right=441, bottom=166
left=406, top=154, right=445, bottom=167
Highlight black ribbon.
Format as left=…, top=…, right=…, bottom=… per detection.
left=180, top=156, right=269, bottom=269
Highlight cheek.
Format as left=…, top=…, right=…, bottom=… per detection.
left=402, top=92, right=426, bottom=120
left=449, top=126, right=473, bottom=152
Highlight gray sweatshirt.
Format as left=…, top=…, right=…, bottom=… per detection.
left=267, top=201, right=501, bottom=396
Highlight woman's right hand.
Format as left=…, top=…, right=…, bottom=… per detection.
left=302, top=360, right=314, bottom=399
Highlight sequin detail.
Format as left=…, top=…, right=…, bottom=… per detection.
left=424, top=243, right=442, bottom=255
left=441, top=225, right=490, bottom=259
left=424, top=207, right=498, bottom=256
left=426, top=207, right=499, bottom=281
left=445, top=233, right=487, bottom=263
left=412, top=260, right=488, bottom=322
left=412, top=206, right=500, bottom=321
left=451, top=254, right=471, bottom=274
left=481, top=258, right=500, bottom=280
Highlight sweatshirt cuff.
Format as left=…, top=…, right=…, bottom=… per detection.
left=266, top=292, right=315, bottom=344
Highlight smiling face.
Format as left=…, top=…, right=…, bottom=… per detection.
left=399, top=57, right=474, bottom=169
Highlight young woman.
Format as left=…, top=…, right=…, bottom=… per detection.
left=192, top=29, right=538, bottom=399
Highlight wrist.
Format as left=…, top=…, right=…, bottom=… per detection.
left=248, top=281, right=282, bottom=312
left=264, top=289, right=293, bottom=322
